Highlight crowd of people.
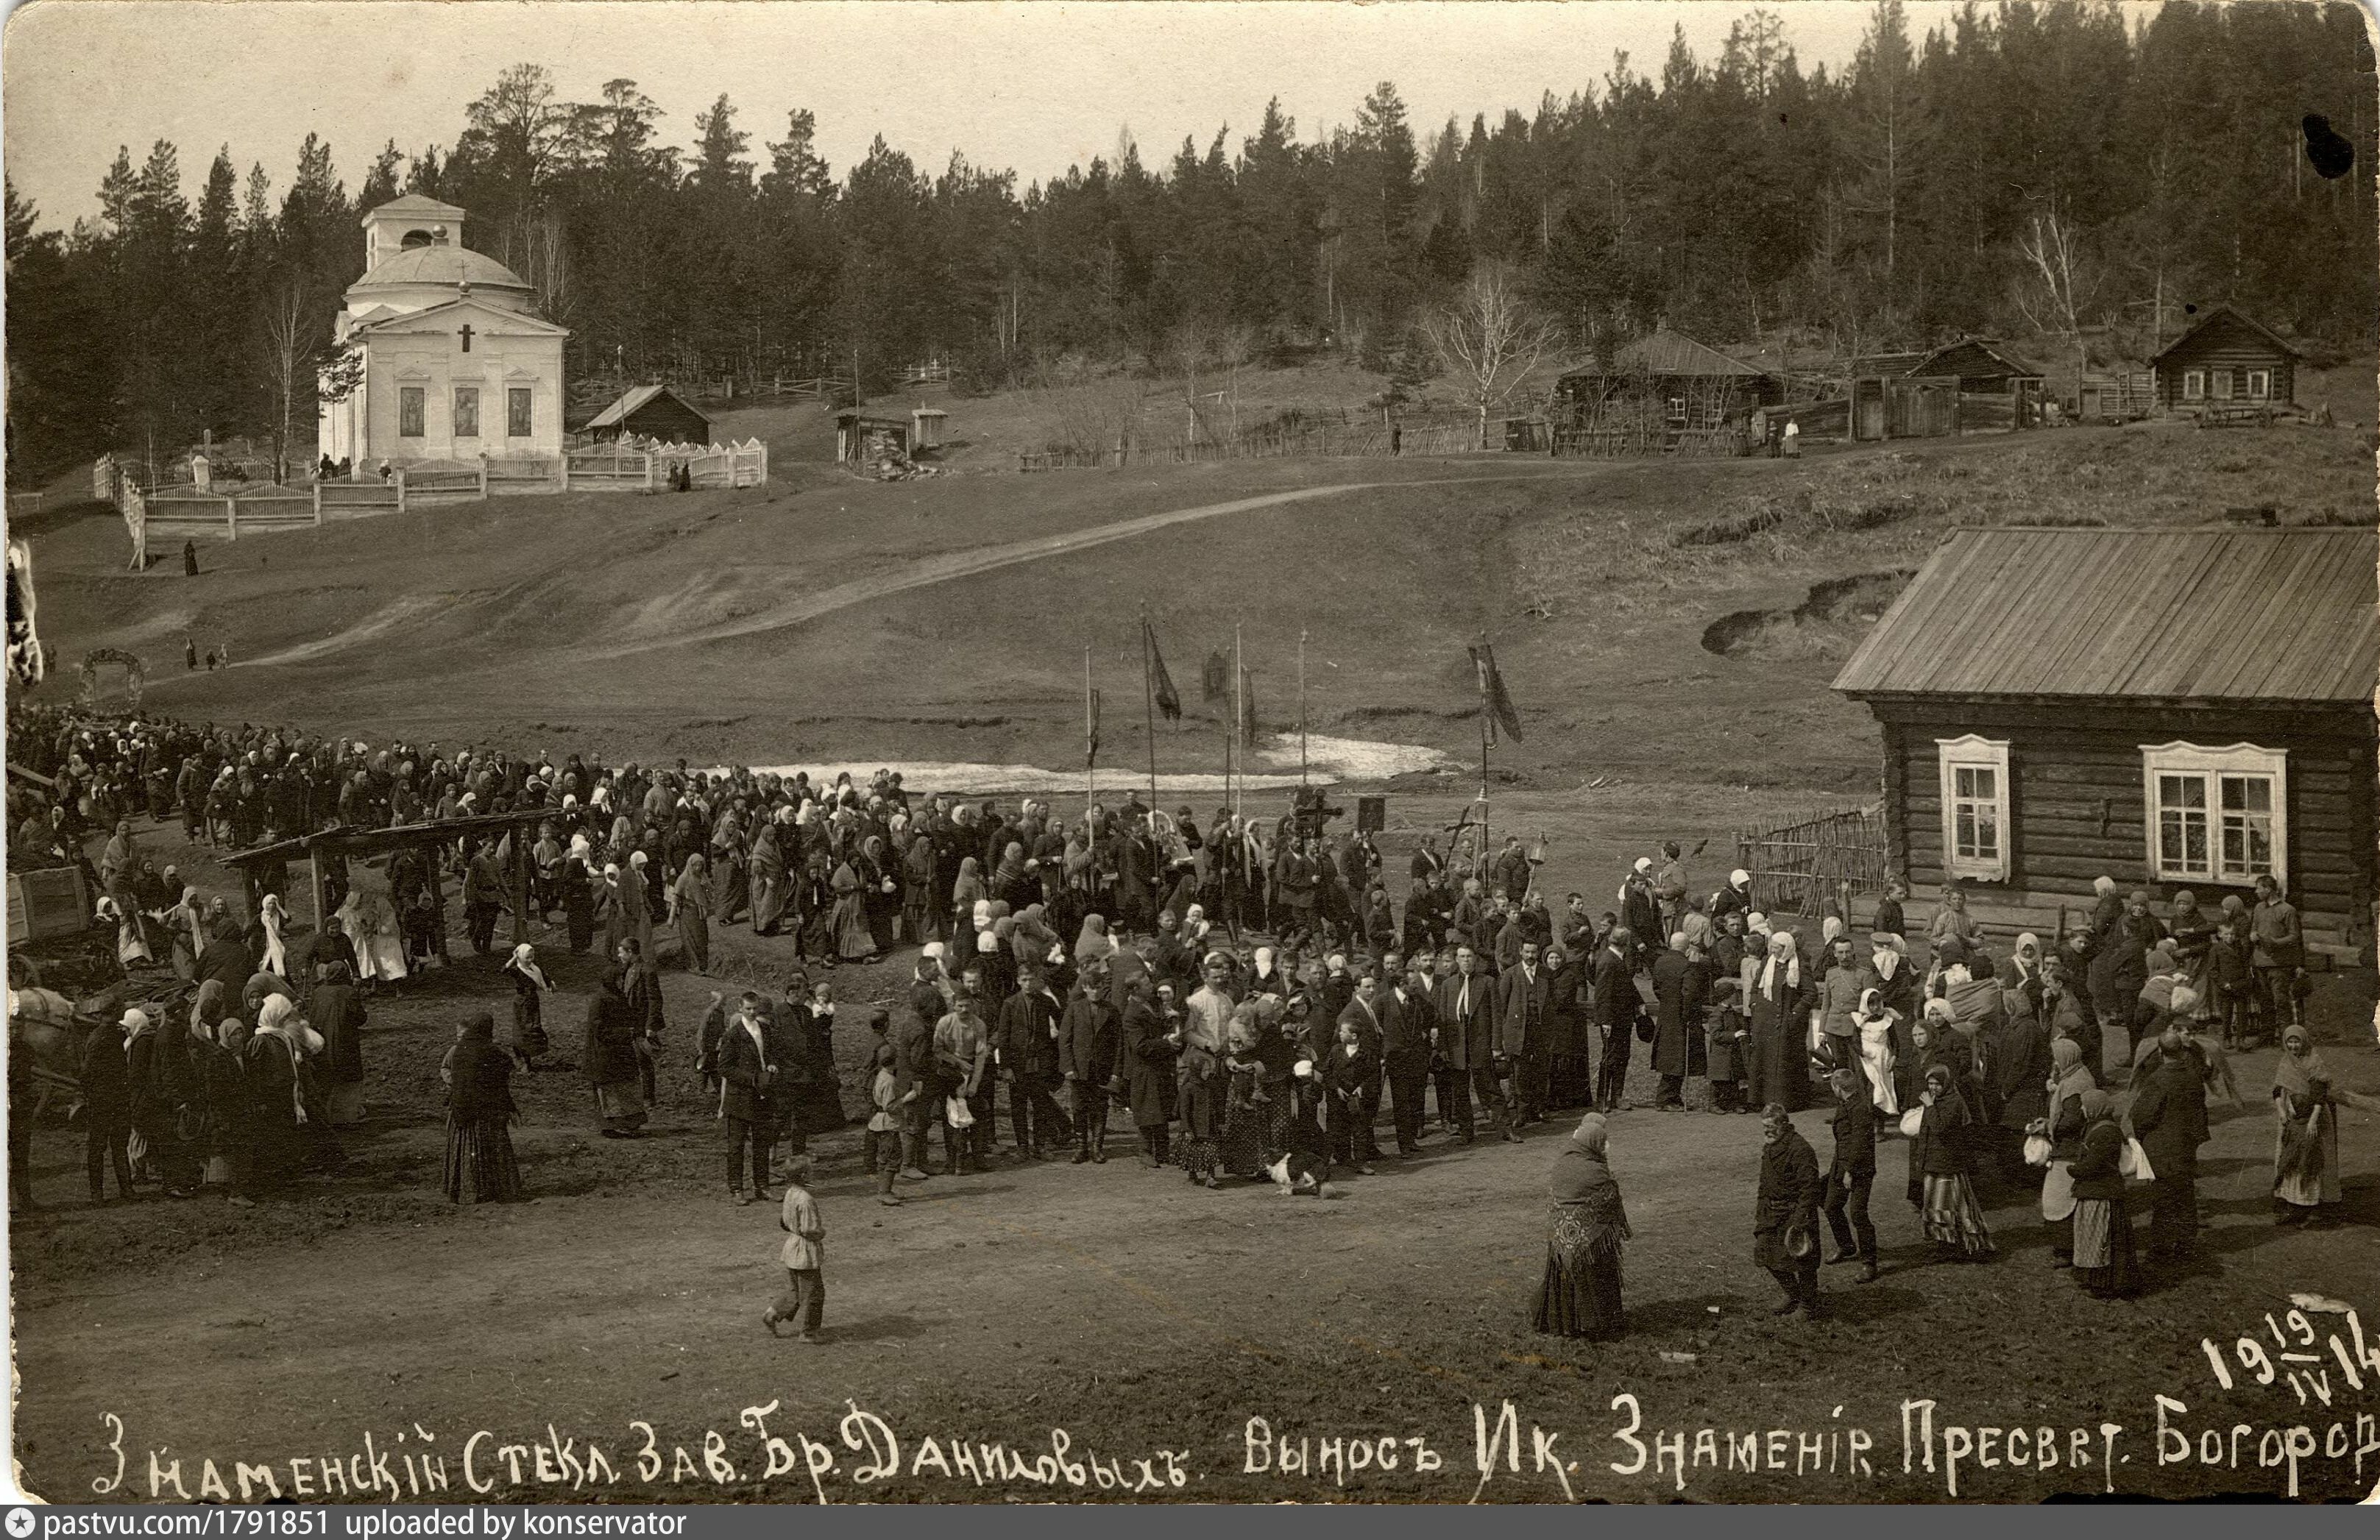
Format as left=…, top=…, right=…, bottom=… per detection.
left=7, top=702, right=2367, bottom=1346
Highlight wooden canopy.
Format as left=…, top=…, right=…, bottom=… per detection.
left=219, top=809, right=545, bottom=943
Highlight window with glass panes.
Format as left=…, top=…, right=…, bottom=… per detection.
left=2142, top=744, right=2285, bottom=888
left=1936, top=736, right=2011, bottom=882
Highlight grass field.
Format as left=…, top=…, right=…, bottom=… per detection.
left=14, top=396, right=2380, bottom=1505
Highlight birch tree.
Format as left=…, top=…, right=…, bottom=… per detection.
left=1423, top=262, right=1557, bottom=449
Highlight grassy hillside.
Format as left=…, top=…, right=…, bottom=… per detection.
left=20, top=416, right=2370, bottom=798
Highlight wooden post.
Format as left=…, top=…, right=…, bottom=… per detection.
left=558, top=453, right=570, bottom=492
left=312, top=480, right=324, bottom=526
left=309, top=845, right=330, bottom=937
left=645, top=453, right=657, bottom=491
left=224, top=496, right=239, bottom=540
left=478, top=462, right=489, bottom=501
left=395, top=470, right=408, bottom=515
left=509, top=820, right=531, bottom=946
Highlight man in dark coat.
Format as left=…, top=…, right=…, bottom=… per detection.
left=196, top=916, right=252, bottom=999
left=996, top=960, right=1071, bottom=1158
left=2127, top=1021, right=2210, bottom=1264
left=891, top=992, right=938, bottom=1181
left=717, top=994, right=778, bottom=1202
left=462, top=841, right=508, bottom=954
left=1336, top=974, right=1391, bottom=1164
left=79, top=1012, right=137, bottom=1203
left=1755, top=1103, right=1824, bottom=1317
left=1117, top=981, right=1178, bottom=1167
left=1495, top=940, right=1554, bottom=1124
left=1382, top=959, right=1436, bottom=1156
left=1058, top=966, right=1119, bottom=1163
left=1437, top=945, right=1510, bottom=1143
left=1590, top=929, right=1638, bottom=1113
left=582, top=967, right=646, bottom=1138
left=1820, top=1061, right=1880, bottom=1282
left=1648, top=934, right=1700, bottom=1110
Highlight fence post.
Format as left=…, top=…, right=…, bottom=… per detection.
left=312, top=481, right=323, bottom=525
left=558, top=453, right=570, bottom=492
left=478, top=462, right=489, bottom=501
left=224, top=496, right=239, bottom=541
left=395, top=470, right=408, bottom=516
left=645, top=453, right=656, bottom=491
left=757, top=442, right=768, bottom=484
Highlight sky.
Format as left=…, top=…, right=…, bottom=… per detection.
left=1, top=0, right=2103, bottom=230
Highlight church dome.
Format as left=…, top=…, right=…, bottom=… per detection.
left=350, top=245, right=534, bottom=297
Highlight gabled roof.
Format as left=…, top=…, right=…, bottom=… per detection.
left=1832, top=526, right=2379, bottom=705
left=1564, top=327, right=1771, bottom=380
left=352, top=296, right=568, bottom=337
left=1906, top=338, right=2042, bottom=379
left=2150, top=305, right=2306, bottom=366
left=361, top=194, right=467, bottom=224
left=585, top=384, right=712, bottom=431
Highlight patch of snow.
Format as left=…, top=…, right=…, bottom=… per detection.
left=710, top=733, right=1452, bottom=798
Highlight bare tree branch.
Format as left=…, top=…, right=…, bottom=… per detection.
left=1423, top=263, right=1559, bottom=450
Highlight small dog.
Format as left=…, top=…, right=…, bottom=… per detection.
left=1267, top=1149, right=1336, bottom=1199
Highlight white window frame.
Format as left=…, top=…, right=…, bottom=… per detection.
left=2140, top=742, right=2287, bottom=890
left=2247, top=368, right=2270, bottom=400
left=1936, top=734, right=2011, bottom=883
left=2182, top=369, right=2206, bottom=400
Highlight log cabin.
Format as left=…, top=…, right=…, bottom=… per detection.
left=2149, top=305, right=2303, bottom=414
left=1832, top=525, right=2377, bottom=967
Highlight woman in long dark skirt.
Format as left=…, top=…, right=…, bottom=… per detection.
left=441, top=1013, right=523, bottom=1203
left=559, top=857, right=595, bottom=955
left=1174, top=1043, right=1224, bottom=1188
left=1534, top=1113, right=1632, bottom=1340
left=503, top=944, right=552, bottom=1070
left=2067, top=1090, right=2137, bottom=1297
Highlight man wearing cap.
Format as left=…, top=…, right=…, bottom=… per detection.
left=1060, top=964, right=1119, bottom=1163
left=1621, top=862, right=1662, bottom=967
left=1653, top=841, right=1689, bottom=940
left=997, top=959, right=1072, bottom=1160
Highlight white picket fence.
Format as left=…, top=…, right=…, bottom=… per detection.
left=104, top=437, right=769, bottom=567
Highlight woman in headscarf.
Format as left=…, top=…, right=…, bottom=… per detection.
left=252, top=893, right=290, bottom=979
left=950, top=856, right=985, bottom=941
left=1533, top=1113, right=1632, bottom=1341
left=584, top=967, right=646, bottom=1138
left=748, top=821, right=787, bottom=938
left=169, top=884, right=207, bottom=982
left=859, top=834, right=901, bottom=954
left=1849, top=987, right=1900, bottom=1115
left=243, top=996, right=314, bottom=1191
left=557, top=851, right=595, bottom=954
left=1120, top=979, right=1180, bottom=1168
left=185, top=990, right=247, bottom=1194
left=1906, top=1060, right=1994, bottom=1261
left=829, top=851, right=874, bottom=964
left=503, top=943, right=552, bottom=1070
left=903, top=834, right=941, bottom=945
left=440, top=1013, right=523, bottom=1203
left=672, top=852, right=712, bottom=976
left=308, top=959, right=368, bottom=1127
left=2066, top=1087, right=2136, bottom=1296
left=1746, top=932, right=1810, bottom=1113
left=1074, top=912, right=1116, bottom=969
left=2164, top=891, right=2215, bottom=1018
left=623, top=850, right=656, bottom=955
left=2040, top=1035, right=2097, bottom=1266
left=2272, top=1026, right=2341, bottom=1224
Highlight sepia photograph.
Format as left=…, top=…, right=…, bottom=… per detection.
left=4, top=0, right=2378, bottom=1507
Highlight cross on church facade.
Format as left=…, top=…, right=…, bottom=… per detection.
left=459, top=323, right=473, bottom=352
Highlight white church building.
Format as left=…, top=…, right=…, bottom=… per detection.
left=317, top=195, right=568, bottom=467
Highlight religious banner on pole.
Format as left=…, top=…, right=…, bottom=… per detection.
left=1467, top=642, right=1524, bottom=745
left=1086, top=686, right=1103, bottom=769
left=1202, top=649, right=1229, bottom=706
left=1145, top=620, right=1182, bottom=722
left=1238, top=667, right=1260, bottom=748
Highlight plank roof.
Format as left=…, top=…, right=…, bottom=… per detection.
left=584, top=383, right=712, bottom=432
left=2150, top=304, right=2306, bottom=366
left=1831, top=526, right=2379, bottom=704
left=1563, top=328, right=1771, bottom=381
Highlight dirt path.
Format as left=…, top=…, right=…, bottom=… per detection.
left=15, top=1064, right=2376, bottom=1504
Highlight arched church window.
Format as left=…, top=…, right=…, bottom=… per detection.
left=400, top=229, right=434, bottom=249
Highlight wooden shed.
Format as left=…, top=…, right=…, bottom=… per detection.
left=835, top=411, right=910, bottom=464
left=583, top=384, right=715, bottom=444
left=1832, top=526, right=2377, bottom=966
left=2150, top=305, right=2303, bottom=413
left=1905, top=338, right=2044, bottom=392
